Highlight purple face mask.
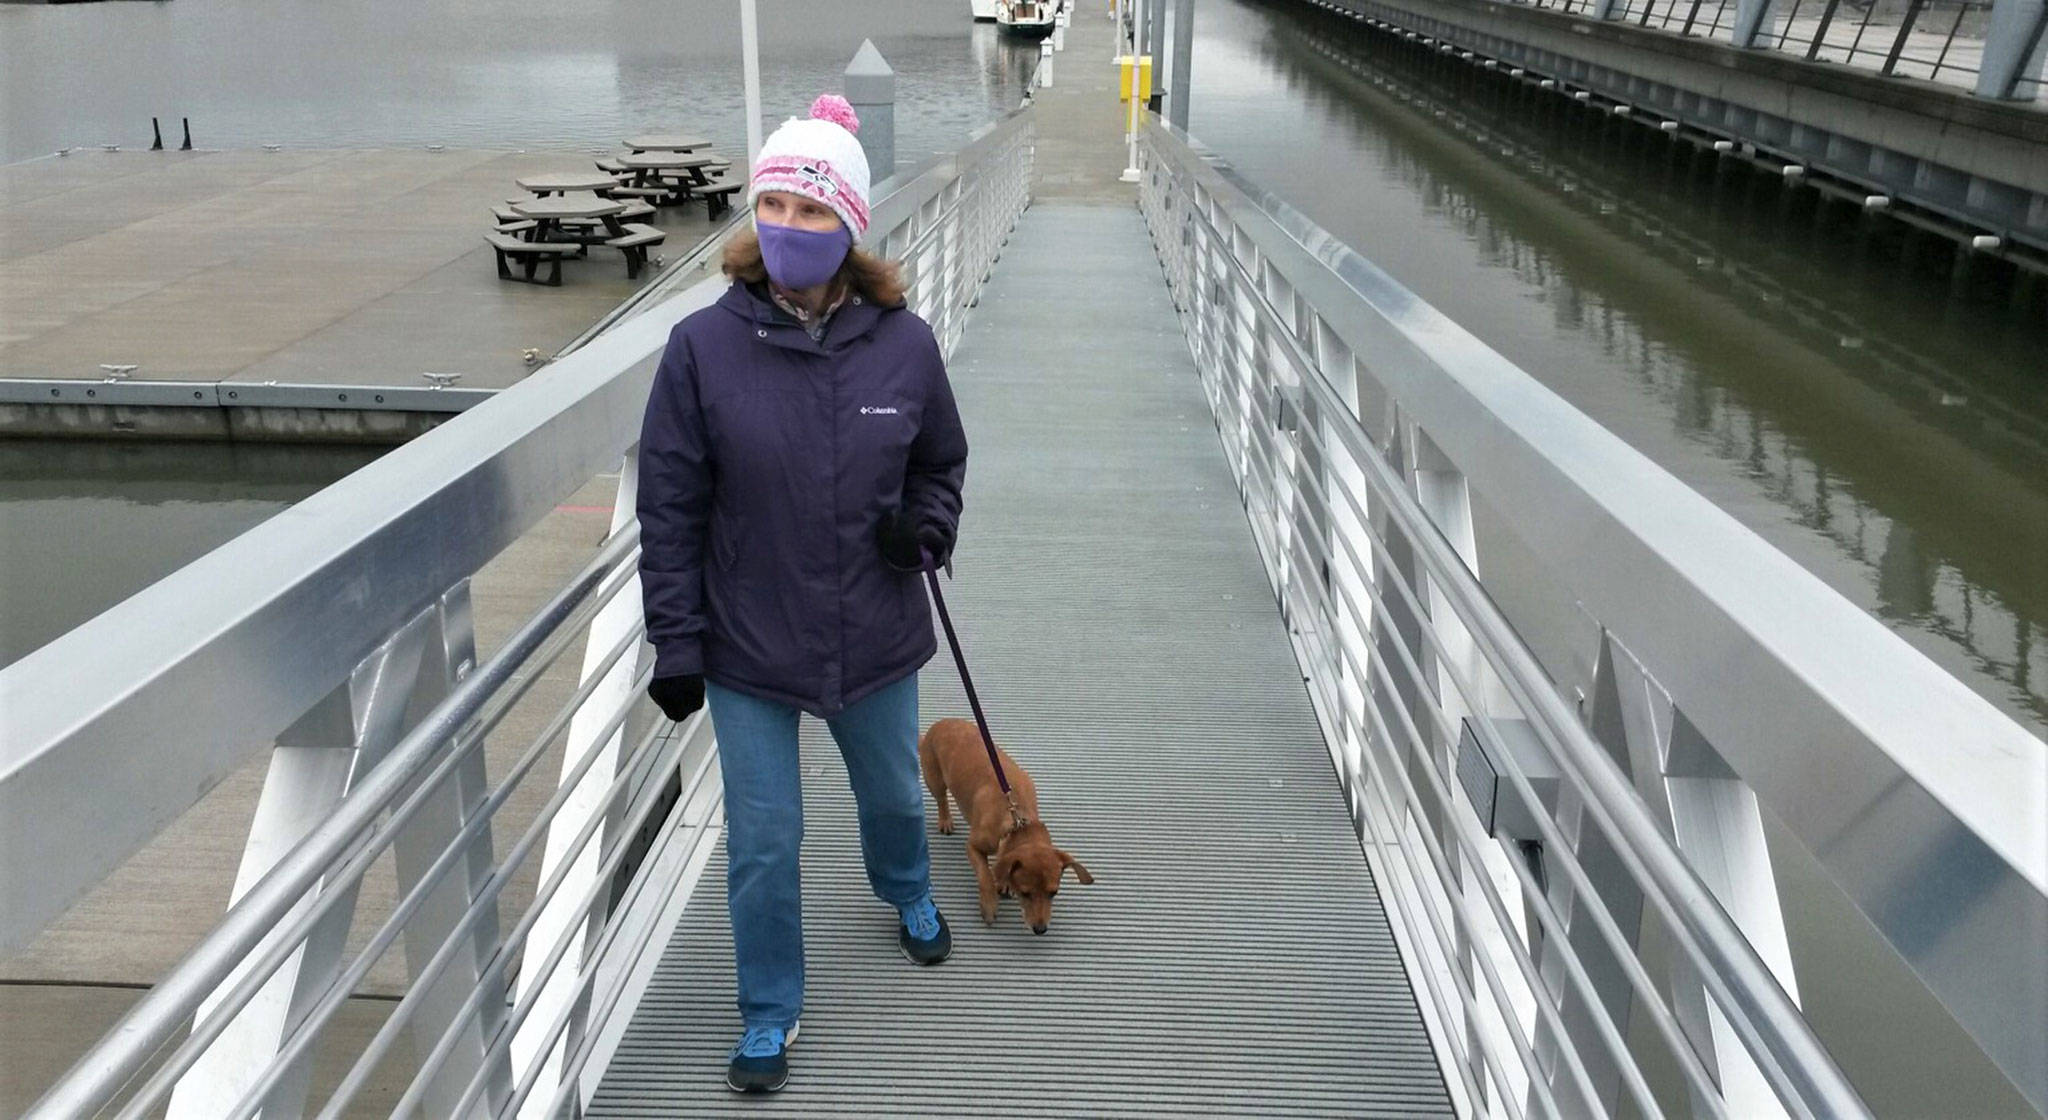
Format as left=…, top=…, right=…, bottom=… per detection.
left=756, top=220, right=851, bottom=290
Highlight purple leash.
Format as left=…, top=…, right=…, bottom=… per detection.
left=921, top=564, right=1029, bottom=830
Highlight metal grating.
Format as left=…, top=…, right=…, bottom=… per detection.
left=587, top=205, right=1453, bottom=1118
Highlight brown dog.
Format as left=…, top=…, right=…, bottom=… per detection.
left=918, top=718, right=1092, bottom=934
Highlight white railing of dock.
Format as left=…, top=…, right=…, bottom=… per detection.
left=1138, top=116, right=2044, bottom=1119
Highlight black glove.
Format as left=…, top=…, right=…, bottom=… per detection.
left=647, top=674, right=705, bottom=723
left=876, top=507, right=949, bottom=572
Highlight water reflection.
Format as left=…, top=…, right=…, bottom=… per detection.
left=0, top=441, right=381, bottom=669
left=1189, top=0, right=2048, bottom=732
left=0, top=0, right=1043, bottom=163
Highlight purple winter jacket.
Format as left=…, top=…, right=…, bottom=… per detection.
left=636, top=281, right=968, bottom=717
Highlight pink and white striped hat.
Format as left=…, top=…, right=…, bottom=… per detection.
left=748, top=95, right=872, bottom=240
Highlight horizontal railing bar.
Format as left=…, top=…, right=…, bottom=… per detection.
left=1199, top=208, right=1799, bottom=1118
left=375, top=678, right=671, bottom=1119
left=482, top=740, right=722, bottom=1119
left=1181, top=307, right=1698, bottom=1117
left=124, top=596, right=640, bottom=1120
left=321, top=665, right=662, bottom=1118
left=23, top=526, right=640, bottom=1120
left=542, top=749, right=725, bottom=1116
left=178, top=606, right=649, bottom=1120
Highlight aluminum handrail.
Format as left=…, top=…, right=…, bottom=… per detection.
left=22, top=527, right=639, bottom=1119
left=9, top=106, right=1035, bottom=1119
left=1140, top=116, right=2045, bottom=1116
left=1202, top=227, right=1853, bottom=1118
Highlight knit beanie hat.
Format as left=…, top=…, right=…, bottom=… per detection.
left=748, top=95, right=872, bottom=241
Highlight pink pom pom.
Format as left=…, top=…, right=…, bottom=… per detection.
left=809, top=94, right=860, bottom=135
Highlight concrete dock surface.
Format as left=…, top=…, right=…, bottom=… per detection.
left=0, top=147, right=725, bottom=438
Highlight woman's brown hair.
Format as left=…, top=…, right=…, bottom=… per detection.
left=722, top=227, right=908, bottom=308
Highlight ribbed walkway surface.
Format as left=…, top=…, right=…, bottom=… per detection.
left=587, top=205, right=1452, bottom=1117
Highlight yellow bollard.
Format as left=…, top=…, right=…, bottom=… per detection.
left=1115, top=54, right=1153, bottom=102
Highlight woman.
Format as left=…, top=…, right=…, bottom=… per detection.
left=635, top=95, right=968, bottom=1095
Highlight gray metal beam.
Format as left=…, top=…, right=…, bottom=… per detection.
left=1171, top=0, right=1197, bottom=129
left=1977, top=0, right=2048, bottom=99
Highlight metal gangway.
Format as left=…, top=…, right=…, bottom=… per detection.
left=3, top=100, right=2043, bottom=1119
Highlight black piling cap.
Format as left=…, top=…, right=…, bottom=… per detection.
left=180, top=118, right=193, bottom=151
left=150, top=117, right=163, bottom=151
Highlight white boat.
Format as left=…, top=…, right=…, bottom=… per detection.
left=971, top=0, right=998, bottom=21
left=995, top=0, right=1057, bottom=37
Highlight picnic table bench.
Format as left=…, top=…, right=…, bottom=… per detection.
left=485, top=192, right=667, bottom=284
left=485, top=233, right=580, bottom=286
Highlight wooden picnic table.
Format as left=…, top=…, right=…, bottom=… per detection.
left=625, top=134, right=711, bottom=153
left=510, top=192, right=627, bottom=244
left=515, top=171, right=621, bottom=195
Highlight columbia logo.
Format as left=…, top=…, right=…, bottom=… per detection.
left=859, top=406, right=900, bottom=415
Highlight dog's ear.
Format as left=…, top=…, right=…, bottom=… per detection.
left=1058, top=850, right=1094, bottom=885
left=998, top=853, right=1025, bottom=891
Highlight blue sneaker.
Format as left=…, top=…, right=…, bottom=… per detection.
left=726, top=1021, right=798, bottom=1093
left=898, top=894, right=952, bottom=965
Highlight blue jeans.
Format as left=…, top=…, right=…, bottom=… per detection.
left=707, top=673, right=931, bottom=1030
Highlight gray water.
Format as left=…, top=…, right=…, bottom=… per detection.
left=0, top=0, right=1041, bottom=164
left=0, top=441, right=381, bottom=668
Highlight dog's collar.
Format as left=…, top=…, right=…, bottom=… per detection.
left=1002, top=792, right=1030, bottom=835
